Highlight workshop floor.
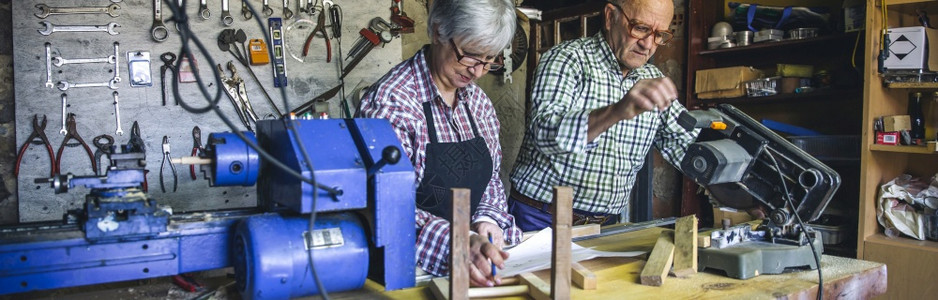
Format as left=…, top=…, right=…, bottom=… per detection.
left=0, top=269, right=239, bottom=300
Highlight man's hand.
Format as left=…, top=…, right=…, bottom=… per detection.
left=468, top=234, right=510, bottom=287
left=472, top=221, right=504, bottom=249
left=615, top=77, right=678, bottom=119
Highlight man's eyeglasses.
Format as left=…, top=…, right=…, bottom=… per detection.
left=449, top=39, right=504, bottom=71
left=610, top=3, right=674, bottom=46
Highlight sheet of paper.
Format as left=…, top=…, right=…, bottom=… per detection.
left=499, top=228, right=645, bottom=277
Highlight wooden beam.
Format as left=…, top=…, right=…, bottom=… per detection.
left=640, top=230, right=675, bottom=286
left=450, top=188, right=470, bottom=300
left=429, top=278, right=529, bottom=300
left=672, top=215, right=698, bottom=278
left=551, top=186, right=572, bottom=299
left=571, top=223, right=601, bottom=239
left=571, top=262, right=597, bottom=290
left=518, top=273, right=551, bottom=300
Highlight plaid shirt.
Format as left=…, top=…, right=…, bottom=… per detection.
left=510, top=32, right=698, bottom=215
left=358, top=47, right=522, bottom=276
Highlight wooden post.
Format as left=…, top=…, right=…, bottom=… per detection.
left=571, top=262, right=596, bottom=290
left=450, top=188, right=471, bottom=300
left=640, top=231, right=675, bottom=286
left=552, top=186, right=572, bottom=299
left=672, top=215, right=698, bottom=278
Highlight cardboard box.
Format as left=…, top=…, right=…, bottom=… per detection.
left=884, top=26, right=938, bottom=71
left=696, top=66, right=763, bottom=99
left=884, top=115, right=911, bottom=132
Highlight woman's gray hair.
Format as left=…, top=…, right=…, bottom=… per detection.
left=427, top=0, right=516, bottom=56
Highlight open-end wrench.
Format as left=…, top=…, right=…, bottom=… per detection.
left=45, top=43, right=53, bottom=89
left=60, top=94, right=68, bottom=135
left=111, top=42, right=121, bottom=85
left=241, top=0, right=252, bottom=20
left=57, top=81, right=119, bottom=91
left=52, top=56, right=117, bottom=67
left=152, top=0, right=168, bottom=42
left=262, top=0, right=273, bottom=16
left=199, top=0, right=211, bottom=19
left=221, top=0, right=234, bottom=26
left=282, top=0, right=293, bottom=19
left=35, top=3, right=121, bottom=19
left=113, top=92, right=123, bottom=136
left=38, top=22, right=120, bottom=36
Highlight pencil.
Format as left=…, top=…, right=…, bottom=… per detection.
left=488, top=233, right=496, bottom=277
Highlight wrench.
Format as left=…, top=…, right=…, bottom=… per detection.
left=52, top=56, right=117, bottom=67
left=111, top=42, right=121, bottom=85
left=282, top=0, right=293, bottom=19
left=38, top=22, right=120, bottom=36
left=262, top=0, right=273, bottom=16
left=45, top=43, right=53, bottom=89
left=113, top=92, right=123, bottom=136
left=152, top=0, right=168, bottom=42
left=57, top=81, right=119, bottom=91
left=60, top=93, right=68, bottom=135
left=199, top=0, right=211, bottom=20
left=221, top=0, right=234, bottom=26
left=241, top=0, right=252, bottom=20
left=35, top=3, right=121, bottom=19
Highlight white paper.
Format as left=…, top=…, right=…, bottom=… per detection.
left=499, top=228, right=645, bottom=277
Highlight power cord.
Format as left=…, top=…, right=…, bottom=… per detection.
left=764, top=150, right=823, bottom=300
left=164, top=1, right=331, bottom=298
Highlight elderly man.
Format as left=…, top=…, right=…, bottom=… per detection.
left=358, top=0, right=520, bottom=287
left=509, top=0, right=699, bottom=231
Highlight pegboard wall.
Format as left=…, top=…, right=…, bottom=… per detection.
left=13, top=0, right=403, bottom=222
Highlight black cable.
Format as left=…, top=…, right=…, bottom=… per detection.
left=164, top=1, right=330, bottom=299
left=764, top=151, right=823, bottom=300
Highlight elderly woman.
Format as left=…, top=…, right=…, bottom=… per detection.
left=357, top=0, right=519, bottom=287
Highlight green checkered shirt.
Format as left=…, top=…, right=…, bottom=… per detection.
left=509, top=32, right=698, bottom=215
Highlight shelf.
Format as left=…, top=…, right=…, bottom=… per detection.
left=870, top=144, right=938, bottom=154
left=879, top=0, right=936, bottom=6
left=696, top=88, right=860, bottom=106
left=886, top=82, right=938, bottom=89
left=865, top=233, right=938, bottom=253
left=697, top=32, right=860, bottom=56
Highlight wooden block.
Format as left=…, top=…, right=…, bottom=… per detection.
left=571, top=223, right=601, bottom=239
left=430, top=277, right=450, bottom=300
left=698, top=235, right=711, bottom=248
left=672, top=215, right=698, bottom=278
left=518, top=272, right=551, bottom=300
left=571, top=262, right=597, bottom=290
left=430, top=278, right=529, bottom=299
left=551, top=186, right=572, bottom=299
left=450, top=188, right=471, bottom=300
left=640, top=230, right=675, bottom=286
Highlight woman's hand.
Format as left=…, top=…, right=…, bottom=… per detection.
left=468, top=233, right=509, bottom=287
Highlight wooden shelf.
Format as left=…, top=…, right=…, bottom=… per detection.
left=869, top=144, right=937, bottom=154
left=886, top=82, right=938, bottom=89
left=697, top=32, right=859, bottom=56
left=879, top=0, right=937, bottom=6
left=696, top=88, right=860, bottom=106
left=865, top=233, right=938, bottom=253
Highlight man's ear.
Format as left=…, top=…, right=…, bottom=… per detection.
left=603, top=3, right=616, bottom=33
left=431, top=24, right=443, bottom=45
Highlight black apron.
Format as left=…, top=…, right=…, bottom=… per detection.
left=415, top=101, right=493, bottom=221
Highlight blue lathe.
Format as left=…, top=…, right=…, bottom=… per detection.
left=0, top=118, right=416, bottom=299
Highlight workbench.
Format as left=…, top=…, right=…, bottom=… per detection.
left=0, top=225, right=887, bottom=300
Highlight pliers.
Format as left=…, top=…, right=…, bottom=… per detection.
left=15, top=114, right=57, bottom=177
left=161, top=136, right=178, bottom=193
left=302, top=7, right=332, bottom=62
left=55, top=113, right=96, bottom=175
left=190, top=126, right=204, bottom=180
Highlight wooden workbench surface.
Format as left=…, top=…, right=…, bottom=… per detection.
left=362, top=226, right=887, bottom=300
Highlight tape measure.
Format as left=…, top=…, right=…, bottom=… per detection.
left=249, top=39, right=270, bottom=65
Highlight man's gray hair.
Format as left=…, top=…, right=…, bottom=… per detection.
left=427, top=0, right=516, bottom=56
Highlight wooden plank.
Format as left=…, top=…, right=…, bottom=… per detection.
left=429, top=277, right=449, bottom=300
left=449, top=188, right=470, bottom=300
left=571, top=262, right=596, bottom=290
left=430, top=278, right=529, bottom=299
left=571, top=223, right=601, bottom=239
left=640, top=231, right=675, bottom=286
left=697, top=235, right=711, bottom=248
left=671, top=215, right=697, bottom=278
left=518, top=272, right=551, bottom=300
left=551, top=186, right=572, bottom=299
